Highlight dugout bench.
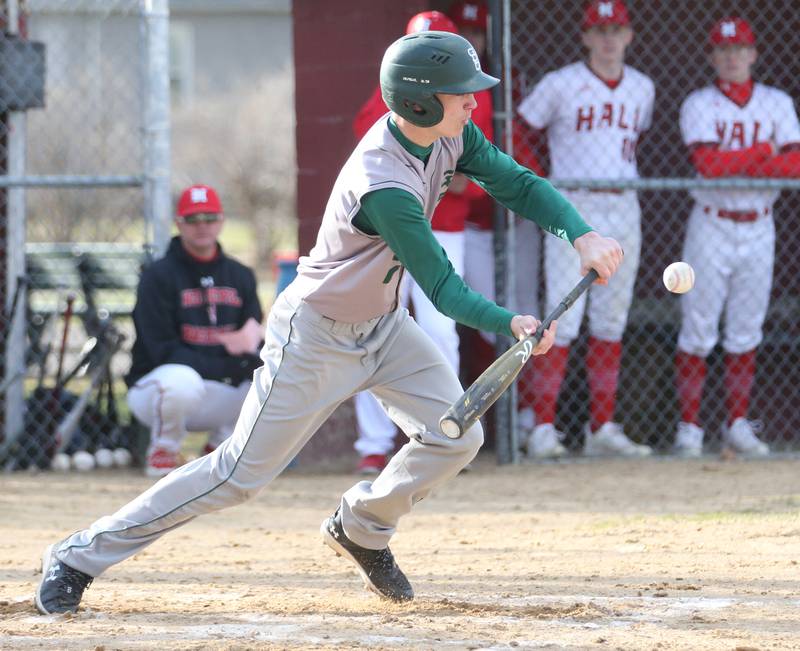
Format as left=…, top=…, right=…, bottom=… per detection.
left=25, top=242, right=151, bottom=331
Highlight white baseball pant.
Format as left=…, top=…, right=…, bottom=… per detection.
left=462, top=217, right=541, bottom=345
left=543, top=191, right=641, bottom=345
left=56, top=289, right=482, bottom=576
left=677, top=204, right=775, bottom=356
left=127, top=364, right=251, bottom=452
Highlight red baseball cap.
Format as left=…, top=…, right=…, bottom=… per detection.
left=176, top=184, right=223, bottom=217
left=406, top=11, right=458, bottom=35
left=709, top=17, right=756, bottom=47
left=448, top=1, right=488, bottom=31
left=582, top=1, right=630, bottom=30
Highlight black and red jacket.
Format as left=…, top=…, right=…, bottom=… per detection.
left=125, top=236, right=264, bottom=387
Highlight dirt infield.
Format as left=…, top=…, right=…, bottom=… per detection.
left=2, top=453, right=799, bottom=650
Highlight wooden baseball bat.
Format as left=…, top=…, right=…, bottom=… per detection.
left=439, top=269, right=599, bottom=439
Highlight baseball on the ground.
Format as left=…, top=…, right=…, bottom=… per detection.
left=112, top=447, right=133, bottom=468
left=662, top=261, right=695, bottom=294
left=71, top=450, right=96, bottom=472
left=94, top=448, right=114, bottom=469
left=51, top=453, right=71, bottom=472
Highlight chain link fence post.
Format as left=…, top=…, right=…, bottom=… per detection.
left=141, top=0, right=170, bottom=255
left=3, top=0, right=29, bottom=446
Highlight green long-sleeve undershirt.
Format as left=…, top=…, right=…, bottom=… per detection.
left=354, top=119, right=592, bottom=338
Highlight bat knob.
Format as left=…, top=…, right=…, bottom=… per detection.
left=439, top=416, right=462, bottom=439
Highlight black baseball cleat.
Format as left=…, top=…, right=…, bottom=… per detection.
left=321, top=510, right=414, bottom=602
left=35, top=543, right=93, bottom=615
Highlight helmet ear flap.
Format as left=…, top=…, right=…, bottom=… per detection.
left=382, top=88, right=444, bottom=127
left=400, top=95, right=444, bottom=127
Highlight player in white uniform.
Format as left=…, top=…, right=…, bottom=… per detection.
left=517, top=0, right=654, bottom=458
left=672, top=17, right=800, bottom=457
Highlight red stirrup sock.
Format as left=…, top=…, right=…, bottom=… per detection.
left=587, top=337, right=622, bottom=432
left=531, top=344, right=570, bottom=425
left=724, top=350, right=756, bottom=425
left=675, top=351, right=707, bottom=425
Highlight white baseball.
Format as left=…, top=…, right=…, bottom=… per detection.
left=94, top=448, right=114, bottom=469
left=71, top=450, right=96, bottom=472
left=112, top=447, right=133, bottom=468
left=51, top=453, right=71, bottom=472
left=663, top=261, right=695, bottom=294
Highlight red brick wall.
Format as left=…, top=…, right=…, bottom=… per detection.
left=292, top=0, right=427, bottom=254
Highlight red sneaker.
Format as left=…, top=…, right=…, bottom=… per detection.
left=145, top=448, right=184, bottom=478
left=202, top=443, right=217, bottom=456
left=356, top=454, right=387, bottom=475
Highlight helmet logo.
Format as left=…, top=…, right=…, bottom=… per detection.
left=467, top=46, right=481, bottom=71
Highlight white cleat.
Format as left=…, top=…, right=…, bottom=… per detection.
left=525, top=423, right=568, bottom=459
left=723, top=418, right=769, bottom=457
left=673, top=421, right=704, bottom=458
left=583, top=422, right=652, bottom=458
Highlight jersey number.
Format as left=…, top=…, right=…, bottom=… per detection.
left=622, top=137, right=637, bottom=163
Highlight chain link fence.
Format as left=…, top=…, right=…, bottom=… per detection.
left=1, top=0, right=169, bottom=471
left=499, top=0, right=800, bottom=461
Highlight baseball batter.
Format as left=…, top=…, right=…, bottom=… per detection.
left=350, top=10, right=464, bottom=476
left=673, top=17, right=800, bottom=457
left=36, top=32, right=623, bottom=613
left=517, top=0, right=654, bottom=459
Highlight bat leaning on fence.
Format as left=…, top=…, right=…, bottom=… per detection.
left=439, top=269, right=599, bottom=439
left=54, top=327, right=125, bottom=455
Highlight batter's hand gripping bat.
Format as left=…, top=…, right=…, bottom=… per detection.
left=439, top=269, right=599, bottom=439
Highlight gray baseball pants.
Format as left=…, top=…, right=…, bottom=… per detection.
left=56, top=289, right=483, bottom=577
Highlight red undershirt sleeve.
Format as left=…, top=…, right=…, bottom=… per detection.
left=690, top=143, right=773, bottom=177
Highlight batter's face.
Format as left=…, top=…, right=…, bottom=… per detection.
left=434, top=93, right=478, bottom=138
left=582, top=24, right=633, bottom=66
left=176, top=213, right=224, bottom=258
left=711, top=45, right=756, bottom=84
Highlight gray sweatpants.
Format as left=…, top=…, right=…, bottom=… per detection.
left=57, top=289, right=483, bottom=577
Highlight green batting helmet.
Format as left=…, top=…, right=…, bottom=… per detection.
left=379, top=31, right=499, bottom=128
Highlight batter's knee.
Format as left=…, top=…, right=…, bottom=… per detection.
left=457, top=420, right=484, bottom=457
left=225, top=482, right=264, bottom=504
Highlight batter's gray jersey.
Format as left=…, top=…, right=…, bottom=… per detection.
left=293, top=115, right=463, bottom=322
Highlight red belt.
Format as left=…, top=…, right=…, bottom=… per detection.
left=703, top=206, right=768, bottom=222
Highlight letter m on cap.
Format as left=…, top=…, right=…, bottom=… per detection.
left=721, top=21, right=737, bottom=37
left=598, top=2, right=614, bottom=17
left=191, top=187, right=208, bottom=204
